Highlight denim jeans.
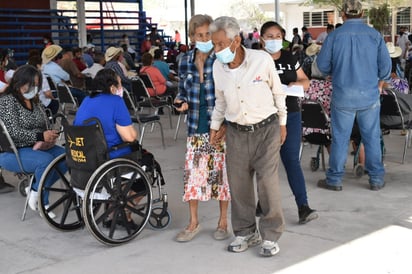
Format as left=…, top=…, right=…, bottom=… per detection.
left=0, top=145, right=66, bottom=204
left=327, top=99, right=385, bottom=186
left=280, top=111, right=308, bottom=207
left=69, top=87, right=86, bottom=105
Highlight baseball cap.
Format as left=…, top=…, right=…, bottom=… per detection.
left=342, top=0, right=363, bottom=16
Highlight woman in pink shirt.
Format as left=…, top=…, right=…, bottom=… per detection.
left=139, top=52, right=166, bottom=96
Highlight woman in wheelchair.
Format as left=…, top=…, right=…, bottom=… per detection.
left=0, top=65, right=66, bottom=214
left=74, top=68, right=141, bottom=229
left=74, top=68, right=137, bottom=158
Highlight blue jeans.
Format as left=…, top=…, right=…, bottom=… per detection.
left=327, top=99, right=385, bottom=186
left=69, top=87, right=86, bottom=105
left=280, top=111, right=308, bottom=207
left=0, top=145, right=66, bottom=204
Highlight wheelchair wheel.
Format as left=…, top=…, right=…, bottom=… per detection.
left=148, top=206, right=171, bottom=230
left=83, top=159, right=153, bottom=246
left=18, top=178, right=29, bottom=197
left=310, top=157, right=319, bottom=171
left=353, top=164, right=364, bottom=178
left=38, top=154, right=83, bottom=231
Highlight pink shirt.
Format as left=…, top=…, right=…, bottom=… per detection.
left=139, top=66, right=166, bottom=96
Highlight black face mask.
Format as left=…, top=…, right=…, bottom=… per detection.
left=399, top=31, right=404, bottom=36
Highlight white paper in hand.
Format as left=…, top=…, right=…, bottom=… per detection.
left=282, top=84, right=304, bottom=97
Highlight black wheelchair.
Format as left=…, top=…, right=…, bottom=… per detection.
left=36, top=118, right=170, bottom=246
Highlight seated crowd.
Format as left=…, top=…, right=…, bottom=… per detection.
left=1, top=7, right=412, bottom=259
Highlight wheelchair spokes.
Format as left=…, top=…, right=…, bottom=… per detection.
left=38, top=154, right=83, bottom=231
left=83, top=159, right=152, bottom=246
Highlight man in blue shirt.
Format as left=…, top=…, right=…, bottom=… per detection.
left=316, top=0, right=391, bottom=191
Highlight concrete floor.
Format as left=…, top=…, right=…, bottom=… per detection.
left=1, top=114, right=412, bottom=274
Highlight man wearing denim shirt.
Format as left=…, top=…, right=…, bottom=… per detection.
left=316, top=0, right=391, bottom=191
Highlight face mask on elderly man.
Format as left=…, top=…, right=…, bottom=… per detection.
left=215, top=41, right=236, bottom=64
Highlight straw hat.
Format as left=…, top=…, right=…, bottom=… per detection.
left=41, top=45, right=62, bottom=64
left=105, top=47, right=123, bottom=62
left=305, top=43, right=321, bottom=56
left=386, top=42, right=402, bottom=58
left=342, top=0, right=363, bottom=16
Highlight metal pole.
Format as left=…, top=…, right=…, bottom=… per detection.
left=100, top=0, right=104, bottom=51
left=190, top=0, right=195, bottom=17
left=184, top=0, right=188, bottom=46
left=275, top=0, right=280, bottom=22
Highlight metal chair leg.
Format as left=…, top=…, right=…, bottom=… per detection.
left=174, top=113, right=183, bottom=141
left=140, top=122, right=165, bottom=149
left=21, top=176, right=35, bottom=221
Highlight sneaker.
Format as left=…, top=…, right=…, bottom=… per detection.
left=176, top=224, right=201, bottom=242
left=298, top=205, right=318, bottom=224
left=28, top=190, right=39, bottom=211
left=44, top=205, right=56, bottom=219
left=260, top=240, right=280, bottom=257
left=25, top=186, right=30, bottom=196
left=213, top=228, right=230, bottom=241
left=227, top=231, right=262, bottom=253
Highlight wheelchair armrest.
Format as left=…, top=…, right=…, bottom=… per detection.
left=111, top=140, right=141, bottom=152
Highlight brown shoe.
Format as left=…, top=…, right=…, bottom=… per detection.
left=213, top=228, right=230, bottom=240
left=176, top=224, right=201, bottom=242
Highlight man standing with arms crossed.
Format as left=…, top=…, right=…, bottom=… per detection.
left=209, top=16, right=287, bottom=257
left=316, top=0, right=391, bottom=191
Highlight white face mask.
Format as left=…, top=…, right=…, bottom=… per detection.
left=23, top=86, right=38, bottom=100
left=264, top=39, right=283, bottom=54
left=113, top=86, right=123, bottom=97
left=215, top=41, right=236, bottom=64
left=195, top=40, right=213, bottom=53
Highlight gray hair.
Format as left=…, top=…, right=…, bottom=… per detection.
left=189, top=14, right=213, bottom=37
left=209, top=16, right=240, bottom=40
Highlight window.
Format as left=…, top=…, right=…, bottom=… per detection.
left=303, top=10, right=334, bottom=27
left=396, top=7, right=411, bottom=31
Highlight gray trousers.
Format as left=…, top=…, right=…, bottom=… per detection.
left=225, top=118, right=284, bottom=242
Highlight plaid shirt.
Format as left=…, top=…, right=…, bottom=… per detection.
left=176, top=49, right=216, bottom=136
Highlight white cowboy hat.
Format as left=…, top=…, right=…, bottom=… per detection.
left=105, top=47, right=123, bottom=62
left=386, top=42, right=402, bottom=58
left=305, top=43, right=321, bottom=56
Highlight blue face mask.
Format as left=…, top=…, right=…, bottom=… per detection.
left=195, top=40, right=213, bottom=53
left=216, top=41, right=236, bottom=64
left=22, top=86, right=38, bottom=100
left=264, top=39, right=283, bottom=54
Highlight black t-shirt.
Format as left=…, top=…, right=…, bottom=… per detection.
left=274, top=49, right=301, bottom=112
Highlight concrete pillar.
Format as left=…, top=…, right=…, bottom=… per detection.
left=77, top=0, right=87, bottom=47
